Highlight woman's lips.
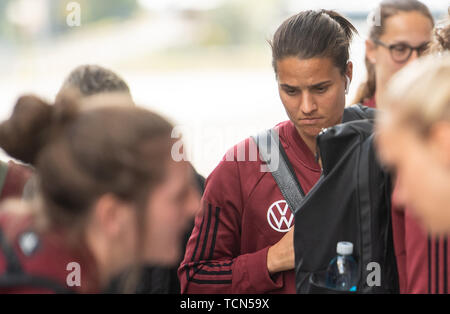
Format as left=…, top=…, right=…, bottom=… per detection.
left=299, top=118, right=323, bottom=125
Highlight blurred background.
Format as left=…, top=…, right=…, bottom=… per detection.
left=0, top=0, right=447, bottom=177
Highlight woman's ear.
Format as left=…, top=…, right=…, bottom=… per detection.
left=365, top=39, right=377, bottom=64
left=93, top=194, right=131, bottom=238
left=429, top=121, right=450, bottom=168
left=345, top=61, right=353, bottom=83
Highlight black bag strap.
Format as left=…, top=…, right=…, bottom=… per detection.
left=342, top=104, right=376, bottom=123
left=252, top=128, right=305, bottom=214
left=0, top=228, right=74, bottom=294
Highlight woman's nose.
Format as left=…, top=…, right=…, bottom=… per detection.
left=300, top=92, right=318, bottom=114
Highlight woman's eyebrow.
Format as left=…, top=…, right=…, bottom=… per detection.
left=391, top=40, right=430, bottom=47
left=418, top=41, right=431, bottom=48
left=280, top=83, right=299, bottom=90
left=308, top=80, right=332, bottom=89
left=280, top=80, right=332, bottom=90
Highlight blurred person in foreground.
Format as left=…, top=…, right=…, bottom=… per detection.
left=22, top=64, right=135, bottom=200
left=22, top=64, right=202, bottom=293
left=61, top=65, right=203, bottom=293
left=0, top=93, right=196, bottom=293
left=376, top=11, right=450, bottom=293
left=7, top=64, right=199, bottom=293
left=376, top=53, right=450, bottom=257
left=353, top=0, right=450, bottom=294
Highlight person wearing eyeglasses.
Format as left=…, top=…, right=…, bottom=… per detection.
left=353, top=0, right=434, bottom=109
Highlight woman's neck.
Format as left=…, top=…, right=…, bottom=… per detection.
left=295, top=126, right=317, bottom=156
left=85, top=226, right=114, bottom=288
left=375, top=77, right=387, bottom=108
left=304, top=137, right=317, bottom=156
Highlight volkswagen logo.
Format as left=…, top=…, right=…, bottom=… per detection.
left=267, top=200, right=294, bottom=232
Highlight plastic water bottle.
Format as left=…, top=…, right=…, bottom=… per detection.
left=325, top=241, right=358, bottom=291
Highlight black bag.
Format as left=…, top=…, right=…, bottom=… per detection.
left=253, top=105, right=398, bottom=294
left=294, top=119, right=398, bottom=294
left=341, top=103, right=376, bottom=123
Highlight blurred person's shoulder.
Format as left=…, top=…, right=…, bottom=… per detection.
left=0, top=160, right=34, bottom=201
left=0, top=201, right=99, bottom=294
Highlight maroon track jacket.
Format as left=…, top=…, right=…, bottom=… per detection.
left=179, top=120, right=322, bottom=294
left=392, top=190, right=450, bottom=294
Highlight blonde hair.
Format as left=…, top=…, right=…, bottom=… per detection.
left=381, top=53, right=450, bottom=135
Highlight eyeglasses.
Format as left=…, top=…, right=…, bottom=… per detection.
left=373, top=39, right=430, bottom=63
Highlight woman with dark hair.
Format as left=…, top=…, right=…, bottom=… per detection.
left=353, top=0, right=434, bottom=108
left=179, top=9, right=358, bottom=294
left=0, top=94, right=196, bottom=293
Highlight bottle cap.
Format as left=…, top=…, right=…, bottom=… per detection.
left=337, top=241, right=353, bottom=255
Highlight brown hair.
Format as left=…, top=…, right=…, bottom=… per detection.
left=270, top=10, right=358, bottom=75
left=353, top=0, right=434, bottom=105
left=59, top=65, right=130, bottom=97
left=0, top=93, right=173, bottom=229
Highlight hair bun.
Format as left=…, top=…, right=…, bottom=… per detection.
left=321, top=9, right=358, bottom=41
left=53, top=89, right=80, bottom=126
left=0, top=95, right=54, bottom=164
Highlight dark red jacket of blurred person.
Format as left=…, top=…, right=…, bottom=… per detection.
left=0, top=210, right=100, bottom=294
left=0, top=160, right=100, bottom=293
left=366, top=99, right=450, bottom=294
left=391, top=186, right=450, bottom=294
left=0, top=160, right=33, bottom=200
